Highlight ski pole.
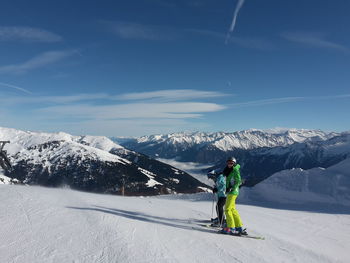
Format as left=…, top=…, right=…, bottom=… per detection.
left=220, top=201, right=225, bottom=228
left=211, top=193, right=215, bottom=220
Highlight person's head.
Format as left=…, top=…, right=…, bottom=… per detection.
left=226, top=157, right=236, bottom=167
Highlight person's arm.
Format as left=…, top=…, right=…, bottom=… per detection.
left=232, top=166, right=242, bottom=194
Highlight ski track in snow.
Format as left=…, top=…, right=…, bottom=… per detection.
left=1, top=185, right=349, bottom=263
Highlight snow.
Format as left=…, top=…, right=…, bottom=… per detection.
left=78, top=135, right=124, bottom=152
left=132, top=128, right=341, bottom=152
left=0, top=185, right=349, bottom=263
left=0, top=126, right=124, bottom=156
left=241, top=158, right=350, bottom=207
left=138, top=167, right=163, bottom=187
left=0, top=170, right=11, bottom=184
left=0, top=126, right=131, bottom=168
left=157, top=158, right=214, bottom=186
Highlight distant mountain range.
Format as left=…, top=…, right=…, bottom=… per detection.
left=0, top=127, right=208, bottom=195
left=115, top=128, right=350, bottom=186
left=2, top=127, right=349, bottom=197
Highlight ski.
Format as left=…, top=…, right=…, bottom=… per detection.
left=217, top=230, right=265, bottom=240
left=194, top=224, right=265, bottom=240
left=197, top=223, right=222, bottom=229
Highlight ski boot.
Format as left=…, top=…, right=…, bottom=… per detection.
left=233, top=227, right=248, bottom=236
left=220, top=227, right=235, bottom=234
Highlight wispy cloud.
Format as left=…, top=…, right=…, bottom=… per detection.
left=281, top=31, right=349, bottom=53
left=229, top=94, right=350, bottom=108
left=187, top=29, right=274, bottom=50
left=0, top=82, right=32, bottom=94
left=103, top=20, right=273, bottom=50
left=225, top=0, right=246, bottom=44
left=0, top=89, right=227, bottom=135
left=0, top=26, right=62, bottom=42
left=229, top=97, right=305, bottom=108
left=0, top=93, right=109, bottom=105
left=103, top=21, right=179, bottom=41
left=37, top=102, right=225, bottom=119
left=0, top=50, right=77, bottom=74
left=117, top=89, right=228, bottom=101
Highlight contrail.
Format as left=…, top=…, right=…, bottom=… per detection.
left=225, top=0, right=246, bottom=44
left=0, top=82, right=32, bottom=94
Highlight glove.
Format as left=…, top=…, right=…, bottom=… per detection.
left=212, top=187, right=218, bottom=193
left=225, top=187, right=232, bottom=194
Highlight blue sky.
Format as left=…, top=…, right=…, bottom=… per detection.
left=0, top=0, right=349, bottom=137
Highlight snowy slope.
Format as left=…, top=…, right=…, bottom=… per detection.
left=0, top=170, right=11, bottom=184
left=241, top=158, right=350, bottom=207
left=0, top=127, right=208, bottom=194
left=1, top=185, right=349, bottom=263
left=0, top=127, right=124, bottom=156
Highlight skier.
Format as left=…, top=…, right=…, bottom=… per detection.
left=211, top=172, right=226, bottom=227
left=220, top=157, right=247, bottom=235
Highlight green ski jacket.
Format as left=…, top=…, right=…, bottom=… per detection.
left=226, top=164, right=241, bottom=195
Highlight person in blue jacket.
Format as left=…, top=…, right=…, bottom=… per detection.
left=212, top=173, right=226, bottom=226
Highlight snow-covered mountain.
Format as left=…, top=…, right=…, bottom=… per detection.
left=1, top=185, right=349, bottom=263
left=241, top=158, right=350, bottom=208
left=0, top=127, right=208, bottom=195
left=117, top=129, right=350, bottom=186
left=117, top=128, right=338, bottom=162
left=214, top=132, right=350, bottom=186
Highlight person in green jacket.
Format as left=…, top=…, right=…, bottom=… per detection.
left=221, top=157, right=247, bottom=235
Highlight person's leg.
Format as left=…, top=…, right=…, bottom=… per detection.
left=224, top=194, right=235, bottom=228
left=217, top=197, right=226, bottom=225
left=230, top=195, right=243, bottom=228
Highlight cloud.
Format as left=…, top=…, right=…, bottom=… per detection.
left=103, top=21, right=179, bottom=41
left=225, top=0, right=246, bottom=44
left=281, top=31, right=349, bottom=53
left=0, top=82, right=32, bottom=94
left=0, top=93, right=109, bottom=105
left=0, top=50, right=77, bottom=74
left=0, top=26, right=62, bottom=42
left=102, top=21, right=273, bottom=50
left=229, top=97, right=305, bottom=108
left=117, top=89, right=228, bottom=101
left=23, top=118, right=210, bottom=137
left=229, top=94, right=350, bottom=108
left=0, top=89, right=227, bottom=135
left=36, top=102, right=225, bottom=120
left=187, top=29, right=274, bottom=50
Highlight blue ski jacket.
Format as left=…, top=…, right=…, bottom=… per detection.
left=215, top=174, right=226, bottom=198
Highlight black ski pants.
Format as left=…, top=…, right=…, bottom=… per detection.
left=216, top=197, right=226, bottom=225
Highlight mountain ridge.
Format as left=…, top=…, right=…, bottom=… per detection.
left=0, top=127, right=208, bottom=195
left=116, top=128, right=350, bottom=186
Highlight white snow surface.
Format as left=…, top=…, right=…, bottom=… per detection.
left=241, top=158, right=350, bottom=207
left=1, top=185, right=349, bottom=263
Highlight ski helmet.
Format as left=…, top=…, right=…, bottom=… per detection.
left=227, top=157, right=236, bottom=163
